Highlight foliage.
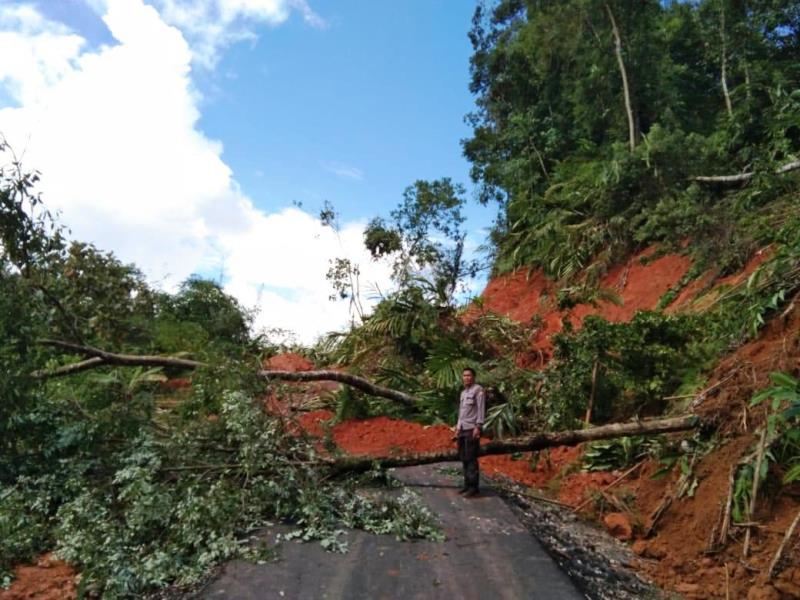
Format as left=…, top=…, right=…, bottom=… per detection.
left=751, top=372, right=800, bottom=485
left=732, top=371, right=799, bottom=522
left=582, top=436, right=660, bottom=472
left=465, top=0, right=800, bottom=279
left=158, top=277, right=254, bottom=350
left=0, top=373, right=444, bottom=597
left=543, top=312, right=705, bottom=427
left=364, top=178, right=479, bottom=305
left=709, top=210, right=800, bottom=343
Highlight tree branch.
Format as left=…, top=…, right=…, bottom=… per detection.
left=37, top=339, right=204, bottom=369
left=693, top=160, right=800, bottom=184
left=258, top=370, right=418, bottom=407
left=605, top=2, right=637, bottom=151
left=32, top=356, right=107, bottom=379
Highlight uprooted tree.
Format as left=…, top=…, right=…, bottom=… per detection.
left=34, top=338, right=701, bottom=470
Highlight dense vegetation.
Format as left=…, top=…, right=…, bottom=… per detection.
left=465, top=0, right=799, bottom=279
left=1, top=0, right=799, bottom=597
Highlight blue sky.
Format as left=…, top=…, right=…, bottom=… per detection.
left=0, top=0, right=493, bottom=342
left=197, top=1, right=491, bottom=225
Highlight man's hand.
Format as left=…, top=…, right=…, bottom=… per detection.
left=472, top=427, right=481, bottom=440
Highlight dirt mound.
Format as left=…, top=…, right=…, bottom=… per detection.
left=263, top=352, right=315, bottom=372
left=332, top=417, right=454, bottom=455
left=296, top=409, right=334, bottom=438
left=620, top=303, right=800, bottom=598
left=0, top=554, right=77, bottom=600
left=298, top=411, right=455, bottom=456
left=695, top=299, right=800, bottom=432
left=481, top=446, right=581, bottom=489
left=667, top=248, right=772, bottom=314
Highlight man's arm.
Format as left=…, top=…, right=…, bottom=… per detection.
left=454, top=391, right=461, bottom=433
left=473, top=387, right=486, bottom=439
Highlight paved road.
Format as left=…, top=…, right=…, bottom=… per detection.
left=200, top=463, right=584, bottom=600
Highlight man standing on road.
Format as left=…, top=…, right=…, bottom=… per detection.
left=454, top=367, right=486, bottom=497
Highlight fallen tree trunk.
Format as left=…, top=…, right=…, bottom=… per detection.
left=34, top=339, right=421, bottom=406
left=323, top=414, right=699, bottom=474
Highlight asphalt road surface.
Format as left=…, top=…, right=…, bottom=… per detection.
left=200, top=463, right=584, bottom=600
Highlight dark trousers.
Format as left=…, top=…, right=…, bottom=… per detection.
left=457, top=430, right=480, bottom=491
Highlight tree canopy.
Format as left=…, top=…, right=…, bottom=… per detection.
left=464, top=0, right=800, bottom=276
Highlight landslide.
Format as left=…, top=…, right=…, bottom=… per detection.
left=288, top=243, right=799, bottom=599
left=463, top=248, right=800, bottom=599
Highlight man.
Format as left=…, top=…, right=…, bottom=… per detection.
left=454, top=367, right=485, bottom=497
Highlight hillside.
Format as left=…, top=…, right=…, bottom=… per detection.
left=289, top=248, right=800, bottom=599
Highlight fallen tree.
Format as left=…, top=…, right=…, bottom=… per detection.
left=321, top=414, right=699, bottom=473
left=34, top=340, right=700, bottom=470
left=33, top=339, right=418, bottom=407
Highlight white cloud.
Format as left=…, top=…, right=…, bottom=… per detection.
left=0, top=0, right=389, bottom=344
left=321, top=160, right=364, bottom=182
left=0, top=4, right=85, bottom=104
left=149, top=0, right=326, bottom=67
left=218, top=206, right=391, bottom=340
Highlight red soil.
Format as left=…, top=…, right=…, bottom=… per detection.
left=465, top=247, right=692, bottom=363
left=481, top=446, right=581, bottom=489
left=296, top=409, right=334, bottom=438
left=263, top=354, right=340, bottom=416
left=297, top=410, right=454, bottom=455
left=263, top=352, right=315, bottom=372
left=667, top=247, right=773, bottom=314
left=332, top=417, right=454, bottom=455
left=0, top=555, right=77, bottom=600
left=160, top=377, right=191, bottom=390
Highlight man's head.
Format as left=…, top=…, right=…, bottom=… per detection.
left=462, top=367, right=476, bottom=388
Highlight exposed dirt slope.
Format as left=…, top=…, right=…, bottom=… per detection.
left=464, top=247, right=692, bottom=365
left=465, top=248, right=800, bottom=599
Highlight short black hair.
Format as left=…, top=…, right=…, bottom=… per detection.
left=462, top=367, right=476, bottom=376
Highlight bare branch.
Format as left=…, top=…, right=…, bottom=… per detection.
left=32, top=356, right=106, bottom=379
left=693, top=160, right=800, bottom=184
left=37, top=339, right=204, bottom=369
left=34, top=339, right=419, bottom=407
left=259, top=369, right=418, bottom=407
